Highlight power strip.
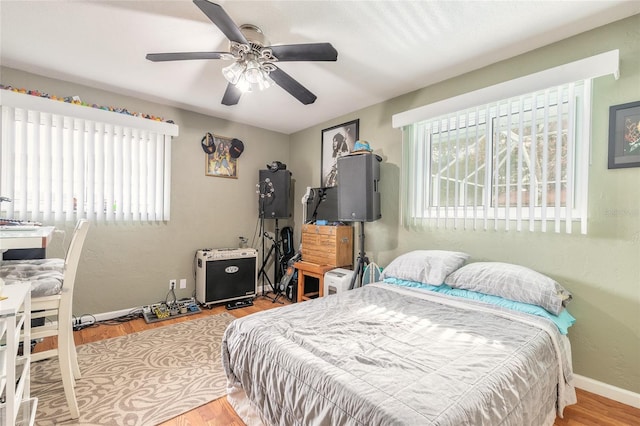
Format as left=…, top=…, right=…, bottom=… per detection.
left=72, top=314, right=96, bottom=331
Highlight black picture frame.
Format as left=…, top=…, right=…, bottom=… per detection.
left=321, top=119, right=359, bottom=187
left=608, top=100, right=640, bottom=169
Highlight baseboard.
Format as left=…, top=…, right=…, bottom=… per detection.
left=92, top=307, right=140, bottom=323
left=574, top=374, right=640, bottom=409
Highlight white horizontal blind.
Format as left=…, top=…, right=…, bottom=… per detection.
left=0, top=92, right=176, bottom=223
left=402, top=82, right=588, bottom=234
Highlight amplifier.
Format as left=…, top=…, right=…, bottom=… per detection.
left=195, top=248, right=257, bottom=306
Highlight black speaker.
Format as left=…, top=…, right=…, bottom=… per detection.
left=337, top=153, right=381, bottom=222
left=305, top=186, right=339, bottom=223
left=258, top=169, right=293, bottom=219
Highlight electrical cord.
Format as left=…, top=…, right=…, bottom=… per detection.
left=165, top=288, right=177, bottom=306
left=94, top=307, right=144, bottom=326
left=193, top=250, right=199, bottom=286
left=250, top=215, right=261, bottom=250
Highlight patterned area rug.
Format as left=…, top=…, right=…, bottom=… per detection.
left=31, top=313, right=236, bottom=426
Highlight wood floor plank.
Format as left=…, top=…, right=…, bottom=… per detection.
left=36, top=295, right=639, bottom=425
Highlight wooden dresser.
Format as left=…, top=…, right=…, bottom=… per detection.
left=300, top=224, right=353, bottom=267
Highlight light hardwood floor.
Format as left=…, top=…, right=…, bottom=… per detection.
left=38, top=297, right=639, bottom=426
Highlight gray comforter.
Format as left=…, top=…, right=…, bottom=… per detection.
left=222, top=283, right=576, bottom=426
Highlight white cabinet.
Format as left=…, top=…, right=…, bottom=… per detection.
left=0, top=283, right=37, bottom=426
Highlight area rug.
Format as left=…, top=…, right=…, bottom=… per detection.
left=31, top=312, right=236, bottom=426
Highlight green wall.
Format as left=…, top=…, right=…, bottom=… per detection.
left=289, top=14, right=640, bottom=393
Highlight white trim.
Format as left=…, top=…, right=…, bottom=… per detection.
left=574, top=374, right=640, bottom=409
left=392, top=50, right=619, bottom=128
left=0, top=89, right=179, bottom=136
left=91, top=307, right=141, bottom=323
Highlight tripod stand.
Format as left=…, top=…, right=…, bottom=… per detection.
left=348, top=221, right=369, bottom=290
left=257, top=216, right=285, bottom=304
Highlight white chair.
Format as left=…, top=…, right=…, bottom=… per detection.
left=0, top=219, right=89, bottom=419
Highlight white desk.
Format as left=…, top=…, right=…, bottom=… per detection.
left=0, top=226, right=55, bottom=253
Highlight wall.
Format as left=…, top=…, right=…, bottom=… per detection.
left=289, top=15, right=640, bottom=393
left=0, top=67, right=290, bottom=314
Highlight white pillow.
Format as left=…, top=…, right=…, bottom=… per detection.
left=444, top=262, right=572, bottom=315
left=380, top=250, right=470, bottom=286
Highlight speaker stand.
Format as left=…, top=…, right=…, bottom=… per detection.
left=257, top=217, right=285, bottom=304
left=348, top=221, right=369, bottom=290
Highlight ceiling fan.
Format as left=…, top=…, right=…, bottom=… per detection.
left=146, top=0, right=338, bottom=106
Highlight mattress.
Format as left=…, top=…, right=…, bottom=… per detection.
left=222, top=282, right=576, bottom=426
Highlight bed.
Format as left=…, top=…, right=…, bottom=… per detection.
left=222, top=251, right=577, bottom=426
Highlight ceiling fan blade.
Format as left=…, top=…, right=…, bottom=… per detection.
left=222, top=83, right=242, bottom=106
left=146, top=52, right=228, bottom=62
left=269, top=43, right=338, bottom=62
left=269, top=67, right=317, bottom=105
left=193, top=0, right=248, bottom=45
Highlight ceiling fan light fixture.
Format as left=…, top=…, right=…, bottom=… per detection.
left=222, top=61, right=246, bottom=84
left=256, top=71, right=274, bottom=91
left=235, top=73, right=253, bottom=93
left=224, top=52, right=275, bottom=93
left=244, top=59, right=262, bottom=84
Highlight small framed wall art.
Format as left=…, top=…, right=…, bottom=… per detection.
left=321, top=119, right=359, bottom=187
left=608, top=100, right=640, bottom=169
left=205, top=134, right=238, bottom=178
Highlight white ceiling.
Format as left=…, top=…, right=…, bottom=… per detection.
left=1, top=1, right=639, bottom=135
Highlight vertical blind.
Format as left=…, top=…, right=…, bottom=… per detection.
left=401, top=82, right=590, bottom=234
left=0, top=90, right=178, bottom=223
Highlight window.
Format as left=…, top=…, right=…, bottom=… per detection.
left=403, top=83, right=586, bottom=233
left=1, top=90, right=178, bottom=223
left=394, top=50, right=620, bottom=235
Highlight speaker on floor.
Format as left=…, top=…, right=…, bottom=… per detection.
left=337, top=153, right=381, bottom=222
left=258, top=169, right=293, bottom=219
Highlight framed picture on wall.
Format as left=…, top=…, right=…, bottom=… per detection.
left=608, top=100, right=640, bottom=169
left=321, top=119, right=359, bottom=187
left=205, top=135, right=238, bottom=178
